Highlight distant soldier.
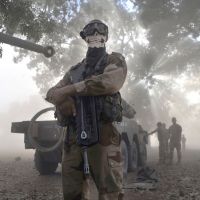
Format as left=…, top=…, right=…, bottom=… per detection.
left=169, top=117, right=182, bottom=164
left=149, top=122, right=165, bottom=164
left=162, top=123, right=170, bottom=157
left=181, top=134, right=186, bottom=151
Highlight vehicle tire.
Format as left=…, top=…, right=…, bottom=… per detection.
left=128, top=139, right=139, bottom=172
left=121, top=140, right=128, bottom=183
left=27, top=107, right=65, bottom=153
left=34, top=150, right=58, bottom=175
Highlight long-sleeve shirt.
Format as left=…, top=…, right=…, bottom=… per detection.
left=121, top=99, right=136, bottom=119
left=148, top=127, right=164, bottom=142
left=169, top=123, right=182, bottom=143
left=46, top=52, right=127, bottom=104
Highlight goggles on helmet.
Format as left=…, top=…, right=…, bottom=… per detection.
left=80, top=22, right=108, bottom=39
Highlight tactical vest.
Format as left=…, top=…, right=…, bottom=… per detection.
left=73, top=53, right=122, bottom=121
left=56, top=53, right=123, bottom=127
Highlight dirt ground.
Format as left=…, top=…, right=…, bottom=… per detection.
left=1, top=148, right=200, bottom=200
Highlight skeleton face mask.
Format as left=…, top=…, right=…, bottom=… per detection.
left=85, top=32, right=107, bottom=48
left=80, top=20, right=108, bottom=48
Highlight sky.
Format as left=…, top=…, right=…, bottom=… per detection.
left=0, top=44, right=39, bottom=112
left=0, top=44, right=51, bottom=156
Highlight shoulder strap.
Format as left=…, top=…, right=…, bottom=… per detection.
left=69, top=62, right=85, bottom=83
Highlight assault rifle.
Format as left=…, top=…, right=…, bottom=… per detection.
left=76, top=95, right=101, bottom=175
left=69, top=56, right=106, bottom=176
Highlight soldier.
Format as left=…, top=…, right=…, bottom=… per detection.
left=149, top=122, right=165, bottom=164
left=181, top=134, right=186, bottom=151
left=162, top=123, right=170, bottom=159
left=46, top=19, right=127, bottom=200
left=169, top=117, right=182, bottom=164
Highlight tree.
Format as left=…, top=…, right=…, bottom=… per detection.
left=1, top=0, right=200, bottom=129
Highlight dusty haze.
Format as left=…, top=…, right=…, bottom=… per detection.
left=1, top=0, right=200, bottom=159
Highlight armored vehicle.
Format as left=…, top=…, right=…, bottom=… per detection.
left=11, top=107, right=147, bottom=176
left=116, top=119, right=147, bottom=177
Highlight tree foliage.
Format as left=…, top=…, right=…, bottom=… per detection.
left=0, top=0, right=200, bottom=129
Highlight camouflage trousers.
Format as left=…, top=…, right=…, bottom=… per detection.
left=62, top=123, right=123, bottom=200
left=158, top=141, right=166, bottom=164
left=164, top=140, right=169, bottom=156
left=169, top=141, right=181, bottom=163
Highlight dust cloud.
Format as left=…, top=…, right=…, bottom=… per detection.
left=1, top=0, right=200, bottom=159
left=0, top=95, right=51, bottom=160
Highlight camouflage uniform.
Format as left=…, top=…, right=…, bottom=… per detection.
left=162, top=126, right=170, bottom=159
left=62, top=124, right=123, bottom=200
left=181, top=135, right=186, bottom=151
left=157, top=126, right=165, bottom=164
left=121, top=99, right=136, bottom=119
left=47, top=52, right=127, bottom=200
left=169, top=123, right=182, bottom=164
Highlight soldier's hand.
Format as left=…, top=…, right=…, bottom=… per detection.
left=46, top=88, right=67, bottom=105
left=45, top=88, right=55, bottom=104
left=58, top=97, right=76, bottom=117
left=46, top=85, right=76, bottom=105
left=52, top=89, right=67, bottom=105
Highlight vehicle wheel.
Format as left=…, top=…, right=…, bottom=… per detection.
left=128, top=140, right=138, bottom=172
left=34, top=150, right=58, bottom=175
left=121, top=140, right=128, bottom=182
left=27, top=107, right=65, bottom=153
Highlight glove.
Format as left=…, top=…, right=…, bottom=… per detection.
left=57, top=97, right=76, bottom=117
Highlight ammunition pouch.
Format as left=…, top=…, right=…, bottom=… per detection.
left=100, top=92, right=122, bottom=123
left=56, top=52, right=123, bottom=127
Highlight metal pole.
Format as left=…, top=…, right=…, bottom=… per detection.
left=0, top=32, right=55, bottom=57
